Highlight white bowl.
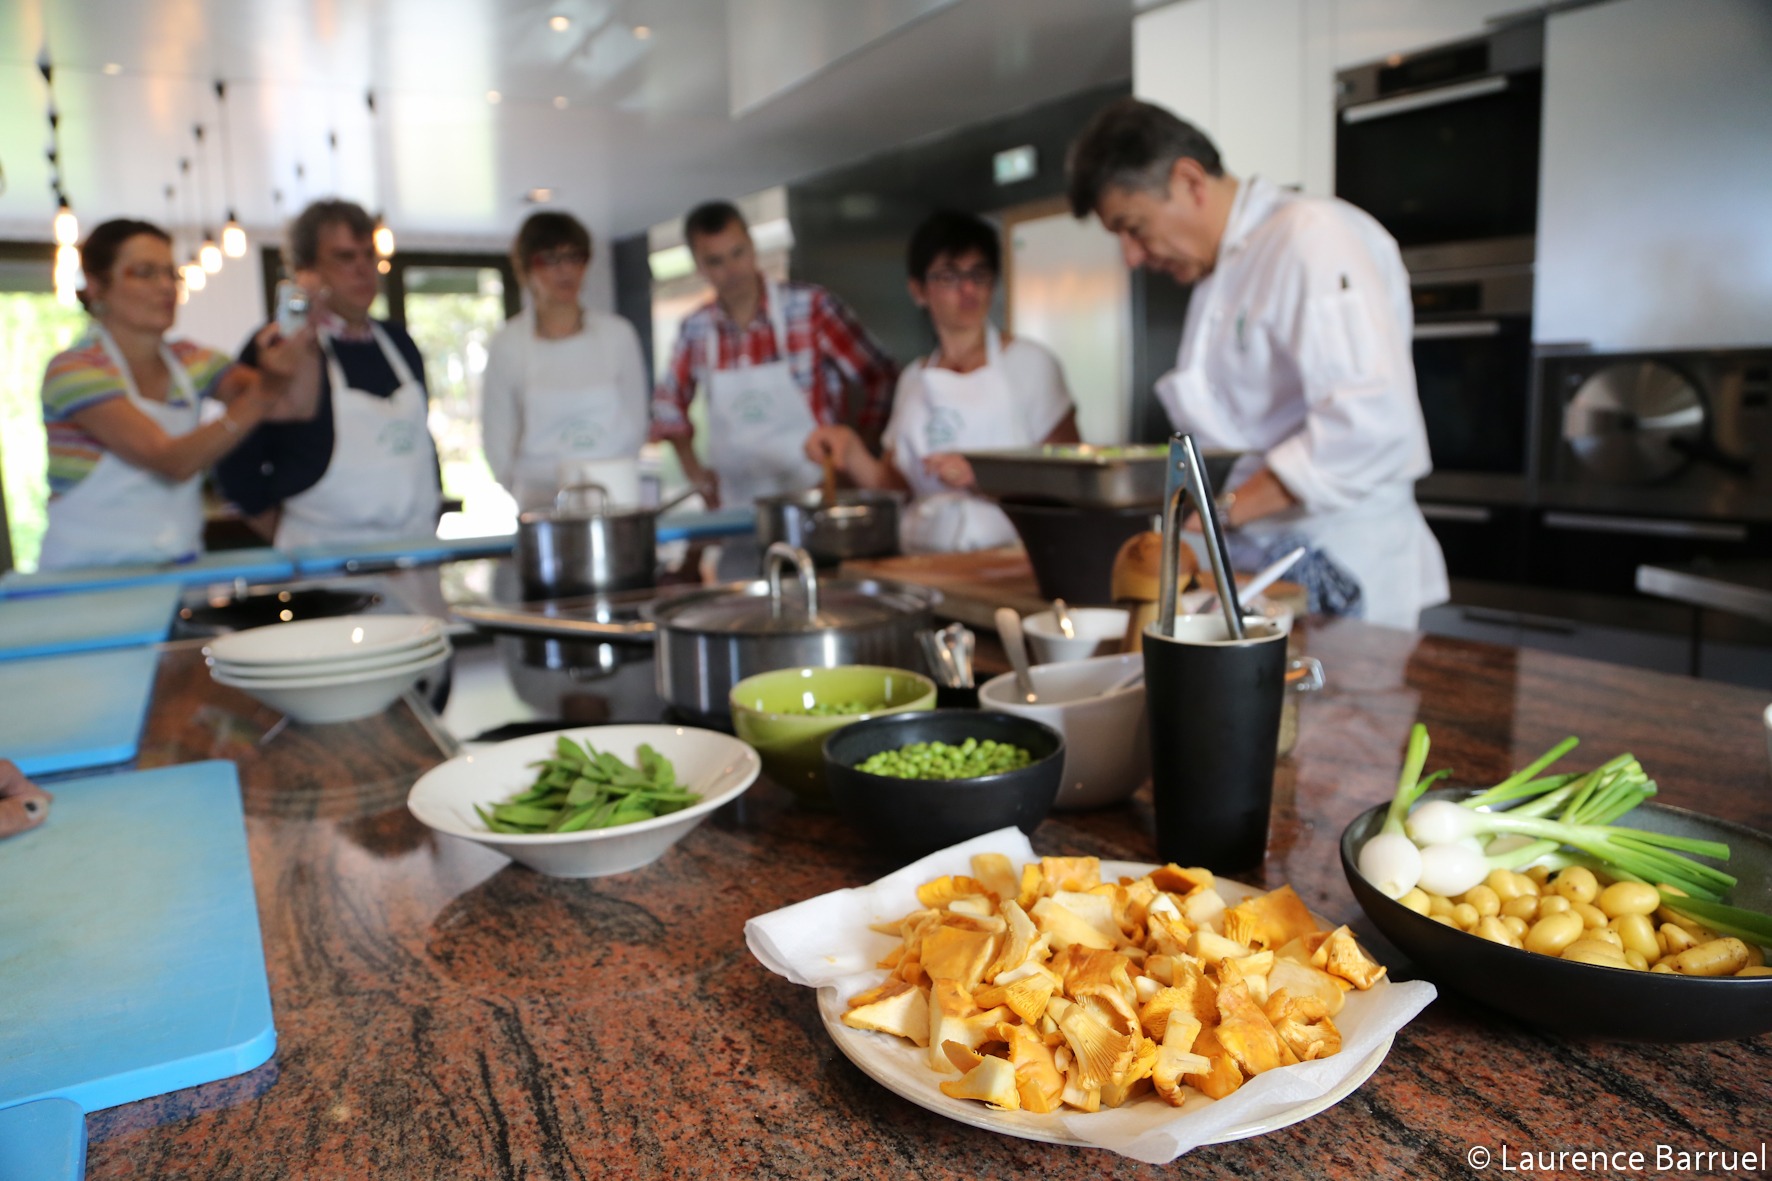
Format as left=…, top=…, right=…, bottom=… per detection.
left=210, top=636, right=451, bottom=680
left=407, top=724, right=762, bottom=877
left=978, top=651, right=1148, bottom=810
left=210, top=647, right=449, bottom=723
left=206, top=614, right=445, bottom=668
left=1022, top=607, right=1129, bottom=665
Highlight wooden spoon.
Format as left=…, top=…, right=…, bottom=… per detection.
left=820, top=452, right=839, bottom=507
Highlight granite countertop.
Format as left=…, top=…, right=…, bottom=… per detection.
left=90, top=620, right=1772, bottom=1179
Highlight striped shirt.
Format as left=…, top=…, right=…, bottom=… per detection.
left=650, top=280, right=897, bottom=440
left=41, top=331, right=232, bottom=496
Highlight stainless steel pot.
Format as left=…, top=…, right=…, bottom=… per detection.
left=644, top=543, right=937, bottom=725
left=516, top=482, right=696, bottom=599
left=755, top=489, right=901, bottom=566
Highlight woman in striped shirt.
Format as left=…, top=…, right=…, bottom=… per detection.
left=38, top=219, right=313, bottom=569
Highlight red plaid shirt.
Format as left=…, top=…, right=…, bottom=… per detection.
left=649, top=280, right=897, bottom=441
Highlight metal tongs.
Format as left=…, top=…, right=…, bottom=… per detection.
left=1158, top=433, right=1244, bottom=641
left=918, top=622, right=975, bottom=689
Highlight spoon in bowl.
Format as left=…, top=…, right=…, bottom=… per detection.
left=994, top=607, right=1038, bottom=703
left=1053, top=598, right=1076, bottom=640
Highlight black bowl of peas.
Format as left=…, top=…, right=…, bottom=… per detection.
left=822, top=709, right=1064, bottom=855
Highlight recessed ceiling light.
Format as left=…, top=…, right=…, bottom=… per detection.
left=553, top=95, right=568, bottom=109
left=102, top=62, right=122, bottom=75
left=633, top=25, right=652, bottom=40
left=527, top=188, right=554, bottom=203
left=486, top=90, right=502, bottom=104
left=549, top=14, right=570, bottom=31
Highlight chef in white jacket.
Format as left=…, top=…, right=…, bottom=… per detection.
left=1067, top=98, right=1447, bottom=629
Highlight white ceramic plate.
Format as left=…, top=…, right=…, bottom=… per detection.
left=209, top=636, right=450, bottom=682
left=406, top=724, right=762, bottom=877
left=210, top=641, right=449, bottom=689
left=206, top=614, right=444, bottom=667
left=818, top=861, right=1394, bottom=1152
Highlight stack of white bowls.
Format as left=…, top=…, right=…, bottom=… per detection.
left=206, top=614, right=451, bottom=724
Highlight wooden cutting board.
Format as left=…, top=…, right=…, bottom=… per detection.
left=840, top=547, right=1049, bottom=629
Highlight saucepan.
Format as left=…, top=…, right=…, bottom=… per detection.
left=754, top=489, right=902, bottom=566
left=516, top=482, right=697, bottom=599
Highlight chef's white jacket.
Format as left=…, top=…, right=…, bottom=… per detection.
left=1156, top=175, right=1449, bottom=629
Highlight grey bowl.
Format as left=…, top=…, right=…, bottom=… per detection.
left=822, top=710, right=1064, bottom=856
left=1340, top=789, right=1772, bottom=1042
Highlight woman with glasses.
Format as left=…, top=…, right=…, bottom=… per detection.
left=37, top=218, right=312, bottom=569
left=482, top=211, right=650, bottom=511
left=804, top=210, right=1078, bottom=552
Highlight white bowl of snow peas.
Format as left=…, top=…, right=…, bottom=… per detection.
left=407, top=724, right=761, bottom=877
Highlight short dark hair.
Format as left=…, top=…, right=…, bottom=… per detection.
left=512, top=211, right=593, bottom=280
left=683, top=201, right=746, bottom=248
left=287, top=198, right=376, bottom=270
left=906, top=210, right=1000, bottom=281
left=1066, top=98, right=1225, bottom=218
left=78, top=219, right=171, bottom=313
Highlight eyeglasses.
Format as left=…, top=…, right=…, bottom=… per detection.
left=119, top=263, right=182, bottom=284
left=532, top=248, right=589, bottom=269
left=924, top=266, right=995, bottom=289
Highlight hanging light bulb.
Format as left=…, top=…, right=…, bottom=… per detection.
left=53, top=242, right=81, bottom=307
left=53, top=201, right=79, bottom=246
left=373, top=216, right=395, bottom=257
left=181, top=261, right=207, bottom=292
left=222, top=213, right=247, bottom=258
left=200, top=233, right=223, bottom=273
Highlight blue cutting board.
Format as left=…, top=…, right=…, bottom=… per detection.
left=0, top=583, right=180, bottom=661
left=0, top=1100, right=85, bottom=1181
left=656, top=506, right=757, bottom=542
left=0, top=761, right=275, bottom=1120
left=0, top=548, right=295, bottom=600
left=0, top=646, right=161, bottom=776
left=287, top=531, right=516, bottom=574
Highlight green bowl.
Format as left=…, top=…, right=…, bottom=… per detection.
left=729, top=665, right=938, bottom=804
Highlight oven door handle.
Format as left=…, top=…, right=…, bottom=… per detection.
left=1541, top=512, right=1749, bottom=543
left=1343, top=75, right=1509, bottom=123
left=1413, top=320, right=1502, bottom=341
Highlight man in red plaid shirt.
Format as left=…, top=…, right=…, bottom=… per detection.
left=650, top=201, right=898, bottom=508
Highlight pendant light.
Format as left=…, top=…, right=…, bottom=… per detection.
left=214, top=81, right=246, bottom=257
left=165, top=183, right=189, bottom=304
left=193, top=124, right=222, bottom=273
left=366, top=90, right=395, bottom=257
left=177, top=157, right=207, bottom=291
left=39, top=50, right=80, bottom=305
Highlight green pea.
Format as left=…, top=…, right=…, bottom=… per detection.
left=856, top=738, right=1034, bottom=781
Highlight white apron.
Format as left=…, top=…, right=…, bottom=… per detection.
left=274, top=323, right=440, bottom=548
left=39, top=327, right=205, bottom=570
left=892, top=327, right=1024, bottom=553
left=511, top=311, right=647, bottom=511
left=703, top=280, right=821, bottom=506
left=1155, top=226, right=1444, bottom=629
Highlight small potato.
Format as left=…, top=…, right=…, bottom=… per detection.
left=1514, top=872, right=1541, bottom=898
left=1475, top=916, right=1514, bottom=946
left=1461, top=884, right=1501, bottom=918
left=1562, top=941, right=1631, bottom=969
left=1500, top=915, right=1528, bottom=940
left=1451, top=902, right=1480, bottom=931
left=1553, top=866, right=1599, bottom=904
left=1537, top=896, right=1572, bottom=918
left=1669, top=938, right=1750, bottom=978
left=1524, top=865, right=1552, bottom=887
left=1524, top=911, right=1584, bottom=956
left=1573, top=901, right=1609, bottom=930
left=1660, top=923, right=1699, bottom=956
left=1596, top=881, right=1659, bottom=918
left=1430, top=913, right=1458, bottom=928
left=1398, top=888, right=1432, bottom=916
left=1428, top=894, right=1455, bottom=919
left=1612, top=913, right=1660, bottom=962
left=1486, top=869, right=1526, bottom=902
left=1745, top=944, right=1766, bottom=969
left=1650, top=961, right=1677, bottom=974
left=1737, top=966, right=1772, bottom=977
left=1624, top=949, right=1649, bottom=971
left=1588, top=928, right=1624, bottom=950
left=1501, top=895, right=1540, bottom=922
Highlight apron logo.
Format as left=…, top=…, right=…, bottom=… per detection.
left=732, top=388, right=772, bottom=426
left=924, top=406, right=963, bottom=451
left=560, top=420, right=602, bottom=451
left=379, top=421, right=419, bottom=456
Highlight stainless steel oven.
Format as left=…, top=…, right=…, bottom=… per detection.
left=1336, top=20, right=1543, bottom=272
left=1412, top=267, right=1535, bottom=481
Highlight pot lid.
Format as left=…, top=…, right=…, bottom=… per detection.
left=651, top=579, right=927, bottom=635
left=1563, top=360, right=1705, bottom=484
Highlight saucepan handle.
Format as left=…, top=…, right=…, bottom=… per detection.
left=765, top=542, right=819, bottom=621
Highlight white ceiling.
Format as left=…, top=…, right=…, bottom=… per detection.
left=0, top=0, right=1132, bottom=247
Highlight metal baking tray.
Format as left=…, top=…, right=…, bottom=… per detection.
left=959, top=444, right=1243, bottom=508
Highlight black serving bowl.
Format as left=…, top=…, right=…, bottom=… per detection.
left=822, top=709, right=1064, bottom=856
left=1340, top=788, right=1772, bottom=1042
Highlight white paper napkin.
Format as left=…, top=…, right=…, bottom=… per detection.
left=744, top=827, right=1437, bottom=1164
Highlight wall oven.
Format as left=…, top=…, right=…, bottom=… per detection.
left=1335, top=20, right=1542, bottom=272
left=1412, top=267, right=1534, bottom=479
